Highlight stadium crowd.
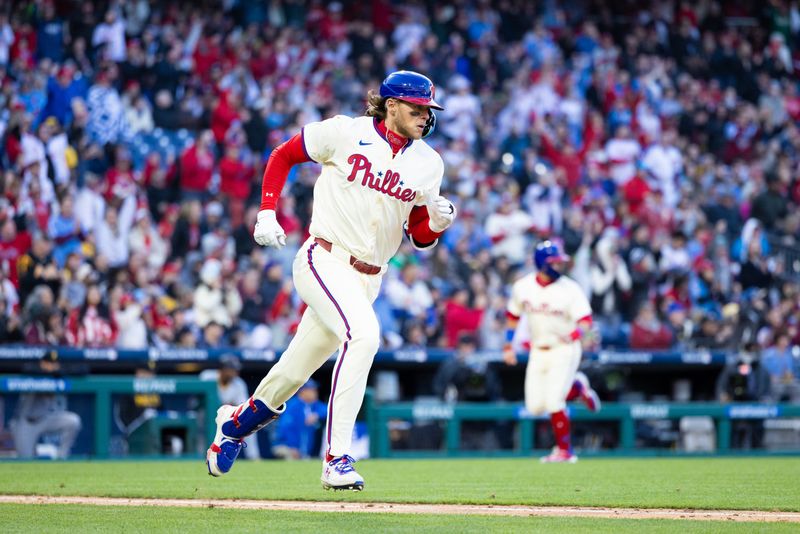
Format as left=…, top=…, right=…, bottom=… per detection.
left=0, top=0, right=799, bottom=390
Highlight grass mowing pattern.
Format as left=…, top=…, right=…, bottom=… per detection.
left=0, top=504, right=797, bottom=534
left=0, top=458, right=797, bottom=511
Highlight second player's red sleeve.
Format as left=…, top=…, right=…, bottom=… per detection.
left=259, top=132, right=312, bottom=211
left=406, top=205, right=443, bottom=245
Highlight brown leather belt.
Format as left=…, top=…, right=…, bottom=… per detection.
left=535, top=346, right=552, bottom=351
left=314, top=237, right=381, bottom=275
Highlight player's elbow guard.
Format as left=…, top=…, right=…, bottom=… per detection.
left=404, top=221, right=439, bottom=250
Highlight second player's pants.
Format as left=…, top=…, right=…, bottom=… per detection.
left=254, top=237, right=382, bottom=458
left=524, top=343, right=582, bottom=415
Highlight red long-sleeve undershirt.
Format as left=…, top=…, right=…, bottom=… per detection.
left=260, top=133, right=311, bottom=211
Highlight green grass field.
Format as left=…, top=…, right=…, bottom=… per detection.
left=0, top=457, right=798, bottom=532
left=1, top=504, right=798, bottom=534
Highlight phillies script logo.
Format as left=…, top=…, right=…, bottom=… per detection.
left=523, top=301, right=567, bottom=318
left=346, top=154, right=417, bottom=202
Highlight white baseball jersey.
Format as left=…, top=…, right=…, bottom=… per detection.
left=303, top=115, right=444, bottom=265
left=508, top=273, right=591, bottom=348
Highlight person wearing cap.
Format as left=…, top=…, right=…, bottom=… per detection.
left=271, top=379, right=327, bottom=460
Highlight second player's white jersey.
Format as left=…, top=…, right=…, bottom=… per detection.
left=302, top=115, right=444, bottom=266
left=508, top=273, right=592, bottom=348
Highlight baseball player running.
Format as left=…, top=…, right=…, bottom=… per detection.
left=206, top=71, right=457, bottom=490
left=503, top=240, right=598, bottom=463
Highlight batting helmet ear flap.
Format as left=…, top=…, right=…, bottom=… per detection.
left=422, top=110, right=436, bottom=139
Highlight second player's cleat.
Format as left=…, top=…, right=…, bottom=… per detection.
left=206, top=398, right=282, bottom=477
left=574, top=371, right=601, bottom=413
left=540, top=447, right=578, bottom=464
left=321, top=455, right=365, bottom=491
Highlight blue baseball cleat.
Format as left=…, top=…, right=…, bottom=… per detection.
left=206, top=399, right=282, bottom=477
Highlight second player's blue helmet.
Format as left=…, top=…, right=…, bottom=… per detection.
left=380, top=70, right=444, bottom=110
left=534, top=240, right=570, bottom=280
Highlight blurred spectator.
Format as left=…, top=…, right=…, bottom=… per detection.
left=0, top=290, right=22, bottom=342
left=750, top=173, right=788, bottom=231
left=484, top=193, right=534, bottom=267
left=193, top=258, right=242, bottom=329
left=442, top=287, right=486, bottom=348
left=716, top=344, right=771, bottom=449
left=112, top=289, right=147, bottom=350
left=48, top=195, right=83, bottom=268
left=178, top=130, right=215, bottom=201
left=65, top=283, right=115, bottom=347
left=590, top=229, right=632, bottom=342
left=94, top=204, right=134, bottom=270
left=271, top=379, right=327, bottom=460
left=12, top=353, right=82, bottom=459
left=17, top=233, right=60, bottom=304
left=92, top=10, right=126, bottom=63
left=384, top=262, right=433, bottom=336
left=433, top=333, right=501, bottom=402
left=761, top=333, right=800, bottom=402
left=218, top=143, right=252, bottom=229
left=629, top=302, right=674, bottom=350
left=86, top=69, right=124, bottom=145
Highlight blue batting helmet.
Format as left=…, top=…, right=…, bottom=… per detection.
left=380, top=70, right=444, bottom=110
left=534, top=240, right=570, bottom=280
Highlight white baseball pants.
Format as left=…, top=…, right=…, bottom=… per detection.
left=524, top=343, right=582, bottom=415
left=254, top=237, right=382, bottom=458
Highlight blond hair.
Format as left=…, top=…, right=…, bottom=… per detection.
left=365, top=90, right=387, bottom=120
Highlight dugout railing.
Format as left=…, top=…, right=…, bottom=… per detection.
left=364, top=390, right=800, bottom=458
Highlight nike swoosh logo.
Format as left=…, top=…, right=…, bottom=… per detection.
left=358, top=140, right=372, bottom=146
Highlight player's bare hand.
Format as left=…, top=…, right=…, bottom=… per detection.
left=426, top=195, right=457, bottom=232
left=502, top=346, right=517, bottom=365
left=253, top=209, right=287, bottom=248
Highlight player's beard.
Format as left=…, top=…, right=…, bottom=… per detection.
left=397, top=119, right=423, bottom=140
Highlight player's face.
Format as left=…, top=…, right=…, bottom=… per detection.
left=547, top=258, right=568, bottom=276
left=387, top=99, right=431, bottom=140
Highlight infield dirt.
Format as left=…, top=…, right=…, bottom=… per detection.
left=1, top=495, right=799, bottom=523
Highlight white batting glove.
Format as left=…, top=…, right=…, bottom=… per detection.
left=426, top=195, right=457, bottom=233
left=253, top=209, right=287, bottom=248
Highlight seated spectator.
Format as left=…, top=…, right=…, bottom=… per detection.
left=12, top=353, right=82, bottom=459
left=761, top=333, right=800, bottom=402
left=197, top=321, right=226, bottom=349
left=271, top=379, right=327, bottom=460
left=629, top=302, right=674, bottom=350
